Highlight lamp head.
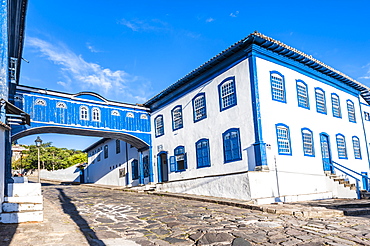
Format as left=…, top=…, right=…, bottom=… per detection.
left=35, top=136, right=42, bottom=147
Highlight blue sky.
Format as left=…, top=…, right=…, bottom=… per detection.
left=18, top=0, right=370, bottom=150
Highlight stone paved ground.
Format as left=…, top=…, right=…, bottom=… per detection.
left=3, top=182, right=370, bottom=245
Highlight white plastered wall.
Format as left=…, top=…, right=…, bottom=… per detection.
left=151, top=58, right=256, bottom=200
left=256, top=57, right=370, bottom=197
left=85, top=139, right=146, bottom=186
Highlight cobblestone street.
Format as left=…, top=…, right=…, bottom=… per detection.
left=4, top=182, right=370, bottom=246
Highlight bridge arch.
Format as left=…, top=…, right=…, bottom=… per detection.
left=12, top=126, right=149, bottom=150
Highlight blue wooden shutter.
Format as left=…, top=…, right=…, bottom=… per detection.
left=184, top=153, right=187, bottom=169
left=170, top=156, right=176, bottom=172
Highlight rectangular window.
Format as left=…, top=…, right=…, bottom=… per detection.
left=302, top=129, right=314, bottom=157
left=296, top=80, right=309, bottom=109
left=196, top=139, right=211, bottom=168
left=315, top=88, right=326, bottom=114
left=336, top=134, right=347, bottom=159
left=331, top=94, right=341, bottom=118
left=276, top=124, right=291, bottom=155
left=155, top=115, right=164, bottom=137
left=223, top=128, right=242, bottom=163
left=174, top=146, right=187, bottom=171
left=270, top=72, right=286, bottom=102
left=352, top=137, right=362, bottom=159
left=143, top=156, right=150, bottom=177
left=131, top=160, right=139, bottom=180
left=116, top=140, right=120, bottom=154
left=347, top=100, right=356, bottom=123
left=193, top=93, right=207, bottom=122
left=219, top=77, right=237, bottom=111
left=172, top=106, right=183, bottom=130
left=365, top=112, right=370, bottom=121
left=104, top=145, right=108, bottom=159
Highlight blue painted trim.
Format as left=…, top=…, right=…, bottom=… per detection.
left=275, top=123, right=292, bottom=156
left=171, top=105, right=183, bottom=131
left=249, top=55, right=267, bottom=167
left=296, top=80, right=310, bottom=110
left=157, top=151, right=168, bottom=182
left=174, top=145, right=187, bottom=172
left=331, top=93, right=342, bottom=118
left=154, top=115, right=164, bottom=137
left=192, top=93, right=207, bottom=123
left=218, top=76, right=237, bottom=112
left=195, top=138, right=211, bottom=168
left=222, top=128, right=242, bottom=163
left=352, top=136, right=362, bottom=160
left=301, top=127, right=315, bottom=157
left=320, top=132, right=333, bottom=172
left=252, top=45, right=360, bottom=97
left=357, top=97, right=370, bottom=167
left=346, top=99, right=357, bottom=123
left=314, top=87, right=327, bottom=115
left=270, top=71, right=286, bottom=103
left=149, top=147, right=154, bottom=182
left=139, top=151, right=144, bottom=184
left=336, top=133, right=348, bottom=159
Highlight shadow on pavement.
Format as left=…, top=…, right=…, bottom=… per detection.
left=0, top=223, right=17, bottom=245
left=56, top=188, right=105, bottom=246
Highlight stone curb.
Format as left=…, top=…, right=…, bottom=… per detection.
left=38, top=178, right=345, bottom=218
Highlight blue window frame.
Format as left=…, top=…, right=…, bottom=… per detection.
left=131, top=159, right=139, bottom=180
left=352, top=136, right=362, bottom=159
left=116, top=140, right=120, bottom=154
left=218, top=77, right=237, bottom=111
left=270, top=71, right=286, bottom=103
left=171, top=106, right=183, bottom=131
left=174, top=146, right=187, bottom=171
left=331, top=93, right=341, bottom=118
left=336, top=134, right=347, bottom=159
left=347, top=100, right=356, bottom=123
left=296, top=80, right=309, bottom=109
left=196, top=139, right=211, bottom=168
left=276, top=123, right=292, bottom=155
left=222, top=128, right=242, bottom=163
left=104, top=145, right=108, bottom=159
left=143, top=155, right=150, bottom=177
left=193, top=93, right=207, bottom=122
left=364, top=112, right=370, bottom=121
left=155, top=115, right=164, bottom=137
left=315, top=88, right=326, bottom=114
left=301, top=128, right=314, bottom=157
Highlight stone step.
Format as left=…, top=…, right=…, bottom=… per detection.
left=8, top=183, right=41, bottom=197
left=5, top=196, right=43, bottom=204
left=343, top=208, right=370, bottom=216
left=0, top=210, right=43, bottom=223
left=2, top=202, right=43, bottom=212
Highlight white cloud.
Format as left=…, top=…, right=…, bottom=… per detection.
left=86, top=43, right=101, bottom=53
left=27, top=37, right=151, bottom=103
left=230, top=11, right=239, bottom=17
left=206, top=18, right=215, bottom=23
left=119, top=18, right=168, bottom=32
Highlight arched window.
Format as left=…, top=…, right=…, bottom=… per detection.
left=352, top=136, right=361, bottom=159
left=218, top=77, right=237, bottom=111
left=223, top=128, right=242, bottom=163
left=336, top=134, right=347, bottom=159
left=296, top=80, right=309, bottom=109
left=171, top=106, right=183, bottom=131
left=126, top=112, right=134, bottom=118
left=35, top=98, right=46, bottom=106
left=331, top=93, right=341, bottom=118
left=301, top=128, right=314, bottom=157
left=196, top=139, right=211, bottom=168
left=193, top=93, right=207, bottom=122
left=276, top=124, right=292, bottom=155
left=131, top=159, right=139, bottom=180
left=92, top=108, right=100, bottom=122
left=315, top=88, right=326, bottom=114
left=56, top=102, right=67, bottom=109
left=80, top=106, right=89, bottom=120
left=270, top=71, right=286, bottom=103
left=347, top=100, right=356, bottom=123
left=155, top=115, right=164, bottom=137
left=111, top=110, right=120, bottom=116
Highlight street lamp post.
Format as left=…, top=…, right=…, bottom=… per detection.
left=35, top=136, right=42, bottom=183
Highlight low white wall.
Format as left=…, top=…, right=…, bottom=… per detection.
left=156, top=172, right=252, bottom=201
left=40, top=165, right=80, bottom=182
